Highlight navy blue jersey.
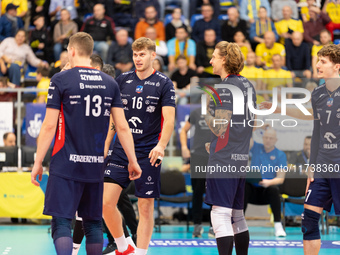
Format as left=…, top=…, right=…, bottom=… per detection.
left=207, top=75, right=256, bottom=176
left=46, top=67, right=123, bottom=182
left=112, top=70, right=176, bottom=156
left=312, top=84, right=340, bottom=166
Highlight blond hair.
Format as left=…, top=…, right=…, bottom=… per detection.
left=69, top=32, right=94, bottom=57
left=132, top=37, right=156, bottom=52
left=215, top=41, right=244, bottom=74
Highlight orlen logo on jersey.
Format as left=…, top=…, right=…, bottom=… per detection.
left=324, top=132, right=337, bottom=149
left=128, top=116, right=143, bottom=134
left=136, top=85, right=143, bottom=94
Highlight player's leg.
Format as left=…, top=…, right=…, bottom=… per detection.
left=103, top=182, right=130, bottom=253
left=72, top=213, right=84, bottom=255
left=232, top=178, right=249, bottom=255
left=136, top=198, right=154, bottom=255
left=117, top=190, right=138, bottom=247
left=303, top=178, right=332, bottom=255
left=211, top=205, right=234, bottom=255
left=82, top=218, right=103, bottom=255
left=302, top=204, right=323, bottom=255
left=51, top=217, right=73, bottom=255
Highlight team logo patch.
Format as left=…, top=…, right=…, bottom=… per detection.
left=270, top=156, right=276, bottom=160
left=136, top=85, right=143, bottom=93
left=147, top=176, right=152, bottom=181
left=122, top=99, right=128, bottom=105
left=146, top=106, right=155, bottom=113
left=327, top=98, right=333, bottom=107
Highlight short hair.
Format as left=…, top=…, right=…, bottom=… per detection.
left=69, top=32, right=94, bottom=57
left=131, top=37, right=156, bottom=52
left=259, top=6, right=267, bottom=11
left=90, top=54, right=103, bottom=70
left=320, top=29, right=331, bottom=37
left=36, top=66, right=50, bottom=77
left=317, top=44, right=340, bottom=65
left=305, top=136, right=312, bottom=140
left=176, top=26, right=188, bottom=33
left=102, top=64, right=116, bottom=78
left=272, top=54, right=282, bottom=59
left=33, top=15, right=44, bottom=22
left=201, top=4, right=213, bottom=9
left=176, top=54, right=187, bottom=62
left=3, top=132, right=14, bottom=141
left=215, top=41, right=244, bottom=74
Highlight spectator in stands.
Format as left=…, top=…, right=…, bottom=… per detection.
left=250, top=6, right=278, bottom=49
left=1, top=1, right=27, bottom=18
left=81, top=4, right=115, bottom=62
left=303, top=5, right=331, bottom=45
left=170, top=55, right=197, bottom=104
left=196, top=29, right=219, bottom=78
left=221, top=7, right=248, bottom=43
left=312, top=29, right=332, bottom=79
left=289, top=136, right=311, bottom=171
left=271, top=0, right=298, bottom=22
left=189, top=0, right=220, bottom=19
left=191, top=4, right=220, bottom=43
left=107, top=29, right=133, bottom=76
left=263, top=54, right=293, bottom=100
left=145, top=26, right=168, bottom=57
left=0, top=77, right=17, bottom=102
left=3, top=132, right=16, bottom=147
left=153, top=56, right=164, bottom=72
left=135, top=0, right=161, bottom=20
left=135, top=6, right=165, bottom=41
left=30, top=0, right=51, bottom=27
left=323, top=0, right=340, bottom=41
left=49, top=51, right=68, bottom=78
left=30, top=15, right=50, bottom=62
left=165, top=8, right=189, bottom=42
left=106, top=0, right=134, bottom=28
left=0, top=29, right=48, bottom=85
left=234, top=30, right=252, bottom=61
left=240, top=51, right=265, bottom=104
left=53, top=9, right=78, bottom=62
left=286, top=31, right=312, bottom=80
left=0, top=4, right=24, bottom=42
left=34, top=66, right=50, bottom=104
left=240, top=0, right=271, bottom=23
left=275, top=6, right=304, bottom=44
left=49, top=0, right=79, bottom=28
left=245, top=128, right=287, bottom=237
left=255, top=31, right=285, bottom=68
left=167, top=26, right=196, bottom=72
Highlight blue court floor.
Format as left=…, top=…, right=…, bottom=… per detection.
left=0, top=225, right=340, bottom=254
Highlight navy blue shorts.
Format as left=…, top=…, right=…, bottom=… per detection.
left=205, top=177, right=245, bottom=209
left=305, top=178, right=340, bottom=214
left=104, top=156, right=161, bottom=198
left=44, top=174, right=103, bottom=220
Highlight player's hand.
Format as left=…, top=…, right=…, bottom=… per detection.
left=149, top=144, right=165, bottom=167
left=205, top=142, right=210, bottom=154
left=128, top=161, right=142, bottom=180
left=31, top=163, right=43, bottom=187
left=181, top=147, right=190, bottom=159
left=61, top=62, right=71, bottom=71
left=259, top=179, right=272, bottom=188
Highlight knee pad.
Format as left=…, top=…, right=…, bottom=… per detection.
left=211, top=206, right=233, bottom=239
left=82, top=219, right=103, bottom=244
left=301, top=209, right=321, bottom=240
left=51, top=217, right=72, bottom=241
left=232, top=209, right=248, bottom=234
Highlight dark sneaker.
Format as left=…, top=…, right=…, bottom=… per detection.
left=103, top=243, right=117, bottom=255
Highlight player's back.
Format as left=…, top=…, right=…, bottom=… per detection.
left=47, top=67, right=122, bottom=182
left=208, top=75, right=257, bottom=175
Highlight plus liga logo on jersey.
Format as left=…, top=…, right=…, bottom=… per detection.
left=136, top=85, right=143, bottom=93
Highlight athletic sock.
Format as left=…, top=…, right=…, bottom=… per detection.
left=135, top=248, right=147, bottom=255
left=126, top=236, right=136, bottom=249
left=72, top=243, right=81, bottom=255
left=115, top=234, right=128, bottom=252
left=216, top=236, right=233, bottom=255
left=234, top=230, right=249, bottom=255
